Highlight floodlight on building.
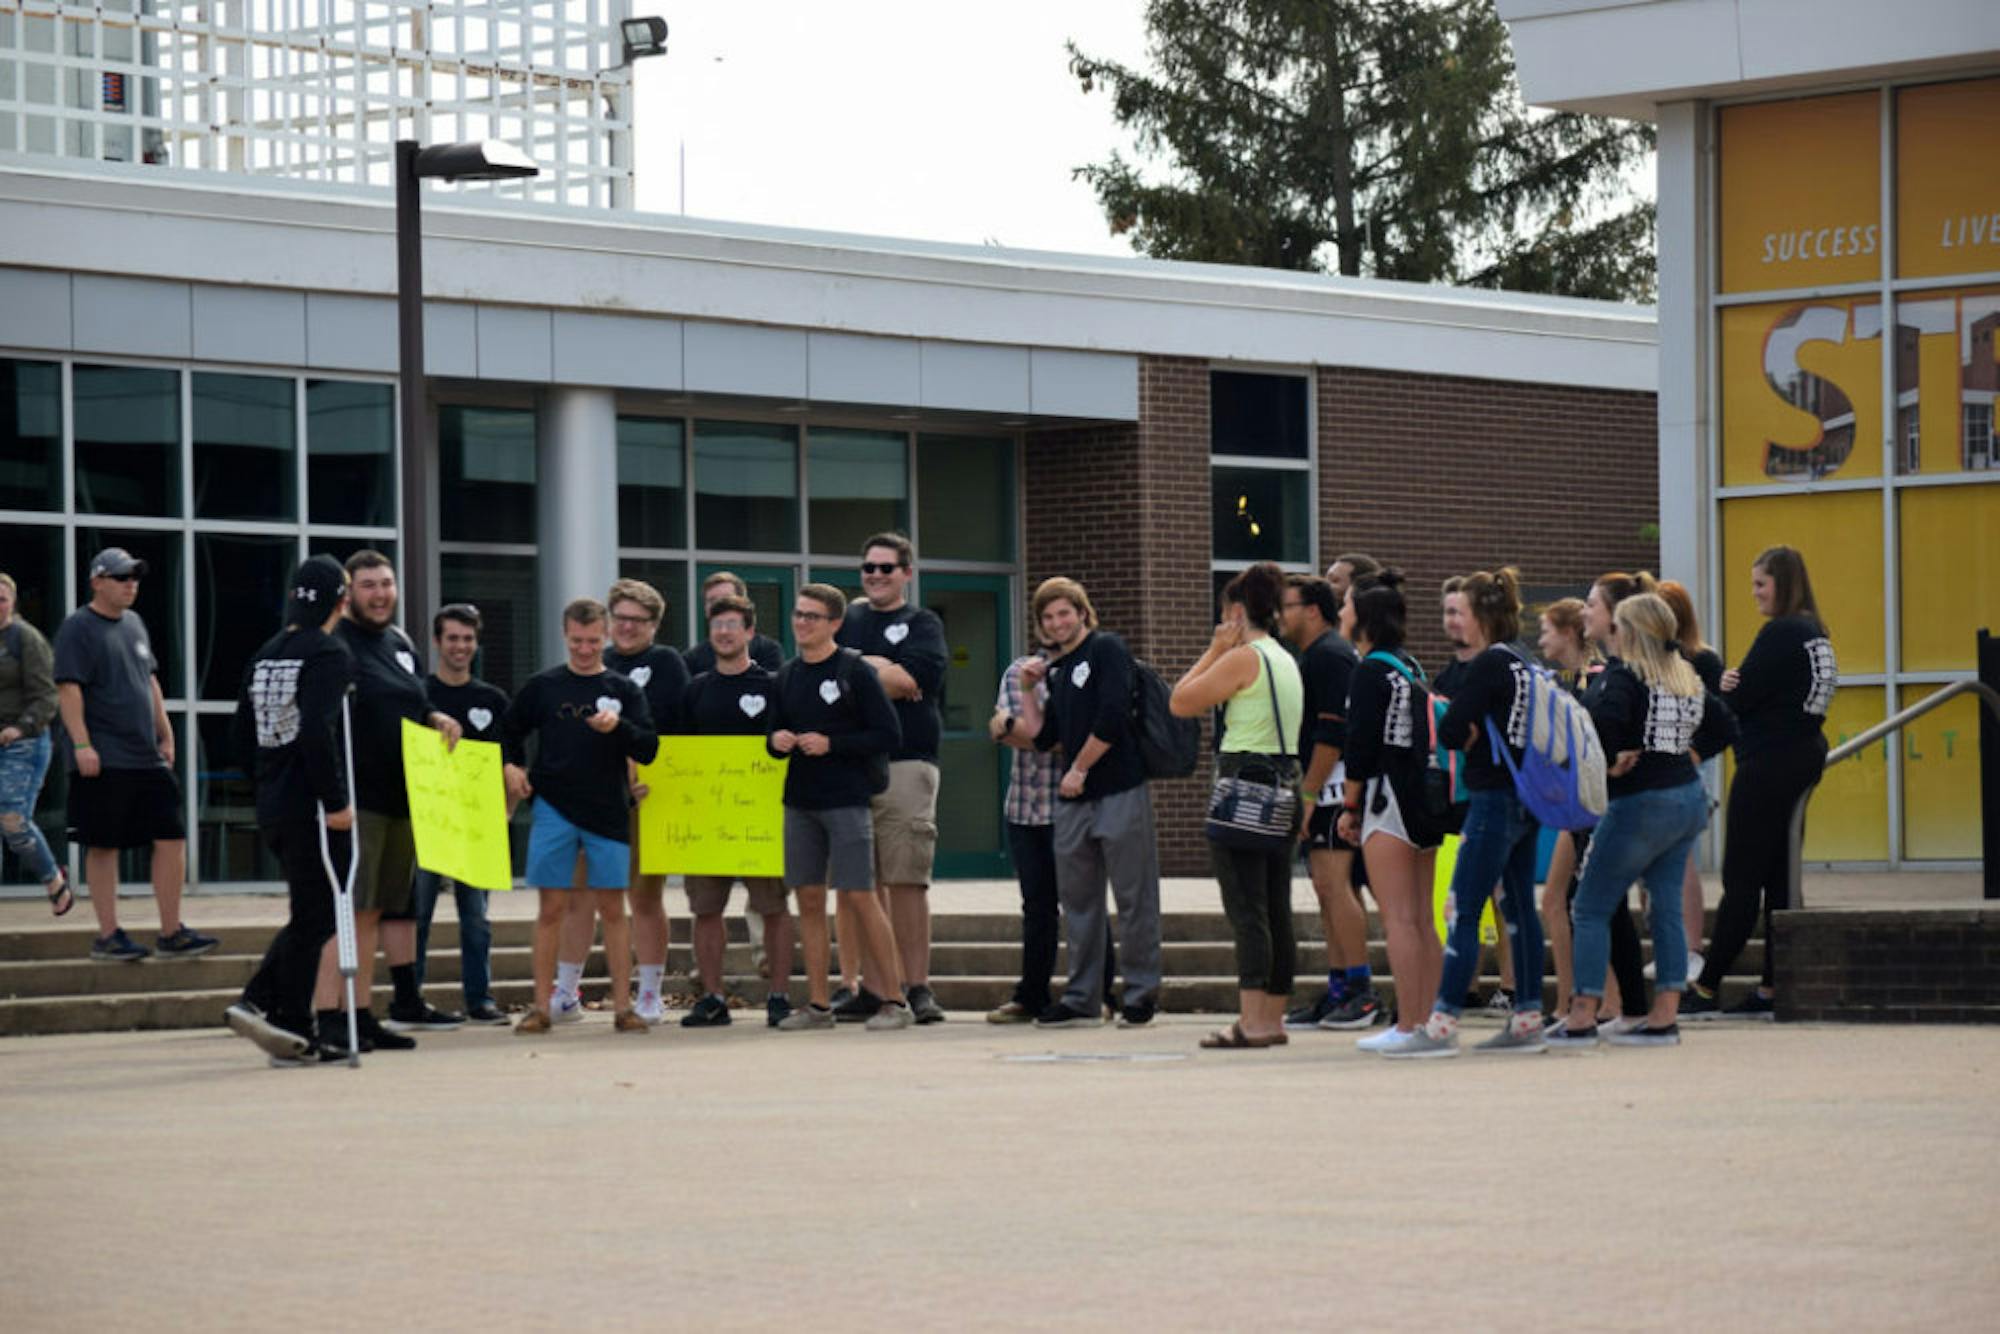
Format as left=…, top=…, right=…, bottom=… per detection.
left=620, top=17, right=670, bottom=65
left=412, top=140, right=540, bottom=183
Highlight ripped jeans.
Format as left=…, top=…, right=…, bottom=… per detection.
left=0, top=732, right=60, bottom=884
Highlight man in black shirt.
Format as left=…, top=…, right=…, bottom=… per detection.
left=768, top=583, right=911, bottom=1031
left=834, top=532, right=949, bottom=1024
left=408, top=603, right=511, bottom=1026
left=680, top=594, right=794, bottom=1028
left=599, top=577, right=690, bottom=1026
left=1015, top=577, right=1162, bottom=1027
left=326, top=550, right=464, bottom=1055
left=684, top=570, right=784, bottom=675
left=504, top=598, right=658, bottom=1034
left=224, top=555, right=353, bottom=1062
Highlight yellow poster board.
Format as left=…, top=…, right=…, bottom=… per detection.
left=401, top=719, right=514, bottom=891
left=1431, top=834, right=1498, bottom=946
left=636, top=737, right=788, bottom=877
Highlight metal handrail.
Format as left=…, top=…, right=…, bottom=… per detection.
left=1787, top=679, right=2000, bottom=909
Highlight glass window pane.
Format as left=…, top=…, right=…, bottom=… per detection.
left=614, top=557, right=689, bottom=650
left=0, top=521, right=64, bottom=641
left=1899, top=484, right=2000, bottom=671
left=308, top=381, right=396, bottom=527
left=695, top=421, right=797, bottom=551
left=1211, top=466, right=1310, bottom=564
left=441, top=552, right=537, bottom=695
left=193, top=373, right=296, bottom=521
left=1901, top=689, right=1983, bottom=860
left=1210, top=371, right=1309, bottom=459
left=917, top=434, right=1014, bottom=563
left=1719, top=491, right=1882, bottom=673
left=197, top=712, right=278, bottom=883
left=617, top=416, right=686, bottom=549
left=75, top=365, right=181, bottom=517
left=309, top=537, right=396, bottom=571
left=0, top=358, right=63, bottom=511
left=808, top=427, right=906, bottom=557
left=196, top=533, right=295, bottom=701
left=1891, top=288, right=2000, bottom=477
left=440, top=406, right=537, bottom=544
left=76, top=527, right=185, bottom=699
left=1719, top=298, right=1883, bottom=486
left=702, top=563, right=796, bottom=657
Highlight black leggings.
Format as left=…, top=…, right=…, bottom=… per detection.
left=1701, top=736, right=1827, bottom=992
left=1564, top=829, right=1648, bottom=1017
left=1212, top=840, right=1297, bottom=995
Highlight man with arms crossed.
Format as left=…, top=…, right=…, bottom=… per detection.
left=680, top=594, right=795, bottom=1028
left=506, top=599, right=658, bottom=1034
left=834, top=533, right=948, bottom=1024
left=54, top=547, right=216, bottom=963
left=769, top=583, right=910, bottom=1031
left=409, top=602, right=511, bottom=1025
left=1014, top=577, right=1162, bottom=1028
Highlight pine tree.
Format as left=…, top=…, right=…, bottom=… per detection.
left=1069, top=0, right=1656, bottom=301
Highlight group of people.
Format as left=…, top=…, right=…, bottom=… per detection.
left=0, top=534, right=1835, bottom=1065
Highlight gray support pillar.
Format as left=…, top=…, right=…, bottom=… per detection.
left=1655, top=100, right=1711, bottom=605
left=536, top=386, right=620, bottom=663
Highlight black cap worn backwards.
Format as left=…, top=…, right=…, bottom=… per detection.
left=286, top=555, right=348, bottom=628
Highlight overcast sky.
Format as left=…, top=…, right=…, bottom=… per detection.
left=629, top=1, right=1154, bottom=255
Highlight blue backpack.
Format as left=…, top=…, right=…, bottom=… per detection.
left=1486, top=648, right=1608, bottom=831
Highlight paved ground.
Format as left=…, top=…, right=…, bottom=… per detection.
left=3, top=1012, right=1996, bottom=1331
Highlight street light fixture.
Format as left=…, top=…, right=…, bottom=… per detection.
left=395, top=138, right=541, bottom=625
left=619, top=16, right=669, bottom=64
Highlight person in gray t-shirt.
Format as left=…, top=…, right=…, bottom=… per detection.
left=51, top=547, right=215, bottom=963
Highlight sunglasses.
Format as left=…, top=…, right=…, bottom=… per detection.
left=103, top=573, right=140, bottom=583
left=860, top=562, right=903, bottom=576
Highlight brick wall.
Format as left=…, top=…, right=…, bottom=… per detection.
left=1023, top=355, right=1662, bottom=876
left=1774, top=907, right=2000, bottom=1023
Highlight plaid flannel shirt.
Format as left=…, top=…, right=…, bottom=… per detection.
left=997, top=656, right=1057, bottom=827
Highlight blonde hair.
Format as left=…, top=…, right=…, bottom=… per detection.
left=1614, top=594, right=1699, bottom=697
left=1031, top=576, right=1097, bottom=631
left=607, top=577, right=665, bottom=623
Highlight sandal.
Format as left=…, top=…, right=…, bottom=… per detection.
left=46, top=868, right=73, bottom=917
left=1200, top=1022, right=1285, bottom=1049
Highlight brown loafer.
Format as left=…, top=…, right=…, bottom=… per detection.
left=514, top=1009, right=552, bottom=1036
left=613, top=1010, right=650, bottom=1033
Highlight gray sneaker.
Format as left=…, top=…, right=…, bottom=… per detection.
left=1474, top=1024, right=1548, bottom=1055
left=1381, top=1029, right=1460, bottom=1059
left=777, top=1003, right=835, bottom=1032
left=865, top=1001, right=915, bottom=1032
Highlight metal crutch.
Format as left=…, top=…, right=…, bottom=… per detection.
left=317, top=691, right=363, bottom=1068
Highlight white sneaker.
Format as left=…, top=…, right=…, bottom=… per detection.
left=1357, top=1026, right=1418, bottom=1053
left=1602, top=1015, right=1648, bottom=1035
left=864, top=1001, right=915, bottom=1032
left=551, top=990, right=584, bottom=1024
left=634, top=989, right=665, bottom=1025
left=1382, top=1029, right=1460, bottom=1059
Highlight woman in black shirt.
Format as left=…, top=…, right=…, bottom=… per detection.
left=1658, top=579, right=1723, bottom=984
left=1684, top=546, right=1836, bottom=1019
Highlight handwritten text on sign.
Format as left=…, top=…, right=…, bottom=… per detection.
left=401, top=719, right=514, bottom=891
left=636, top=737, right=788, bottom=877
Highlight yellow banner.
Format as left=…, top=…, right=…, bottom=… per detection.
left=1897, top=77, right=2000, bottom=280
left=636, top=736, right=788, bottom=877
left=1718, top=91, right=1879, bottom=294
left=401, top=719, right=514, bottom=891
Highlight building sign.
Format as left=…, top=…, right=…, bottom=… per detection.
left=1719, top=91, right=1880, bottom=294
left=1897, top=77, right=2000, bottom=280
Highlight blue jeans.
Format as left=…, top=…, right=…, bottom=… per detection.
left=1435, top=786, right=1543, bottom=1017
left=1573, top=781, right=1708, bottom=996
left=0, top=732, right=60, bottom=885
left=412, top=869, right=494, bottom=1008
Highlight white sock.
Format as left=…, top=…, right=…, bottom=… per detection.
left=638, top=965, right=665, bottom=996
left=555, top=961, right=583, bottom=997
left=1424, top=1011, right=1459, bottom=1040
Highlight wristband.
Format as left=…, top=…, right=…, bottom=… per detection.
left=74, top=743, right=93, bottom=751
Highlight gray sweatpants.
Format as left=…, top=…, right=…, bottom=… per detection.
left=1053, top=784, right=1162, bottom=1012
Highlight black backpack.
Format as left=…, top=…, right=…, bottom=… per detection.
left=1130, top=659, right=1200, bottom=781
left=775, top=648, right=891, bottom=794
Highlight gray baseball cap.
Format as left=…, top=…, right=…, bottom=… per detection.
left=88, top=547, right=148, bottom=579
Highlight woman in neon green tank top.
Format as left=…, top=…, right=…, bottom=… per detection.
left=1170, top=562, right=1304, bottom=1048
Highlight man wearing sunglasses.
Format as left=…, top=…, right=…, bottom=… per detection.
left=833, top=533, right=949, bottom=1024
left=53, top=547, right=215, bottom=964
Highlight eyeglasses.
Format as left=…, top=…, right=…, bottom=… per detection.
left=791, top=609, right=830, bottom=622
left=860, top=562, right=903, bottom=576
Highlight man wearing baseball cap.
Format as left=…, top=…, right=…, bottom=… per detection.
left=53, top=547, right=217, bottom=962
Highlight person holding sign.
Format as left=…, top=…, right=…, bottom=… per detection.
left=410, top=602, right=511, bottom=1025
left=768, top=584, right=909, bottom=1032
left=679, top=594, right=793, bottom=1028
left=599, top=577, right=690, bottom=1026
left=504, top=598, right=658, bottom=1035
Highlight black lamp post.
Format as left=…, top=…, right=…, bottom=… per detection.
left=395, top=138, right=539, bottom=626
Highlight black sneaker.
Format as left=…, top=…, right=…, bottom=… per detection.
left=1608, top=1023, right=1682, bottom=1047
left=766, top=994, right=794, bottom=1028
left=1721, top=991, right=1776, bottom=1022
left=829, top=984, right=857, bottom=1010
left=464, top=1002, right=511, bottom=1025
left=357, top=1009, right=416, bottom=1050
left=1283, top=990, right=1341, bottom=1030
left=1319, top=992, right=1383, bottom=1031
left=906, top=984, right=947, bottom=1025
left=1035, top=1002, right=1104, bottom=1028
left=90, top=929, right=150, bottom=963
left=832, top=987, right=885, bottom=1024
left=317, top=1014, right=372, bottom=1059
left=155, top=925, right=219, bottom=960
left=682, top=994, right=733, bottom=1027
left=1117, top=1002, right=1156, bottom=1028
left=384, top=1000, right=465, bottom=1032
left=1678, top=987, right=1722, bottom=1020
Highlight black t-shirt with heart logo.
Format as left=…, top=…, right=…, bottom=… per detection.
left=335, top=617, right=434, bottom=817
left=682, top=664, right=777, bottom=737
left=425, top=674, right=511, bottom=744
left=500, top=665, right=657, bottom=841
left=604, top=644, right=690, bottom=735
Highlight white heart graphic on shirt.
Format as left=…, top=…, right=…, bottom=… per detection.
left=738, top=693, right=767, bottom=718
left=137, top=642, right=153, bottom=663
left=466, top=707, right=493, bottom=733
left=629, top=665, right=653, bottom=687
left=1071, top=661, right=1091, bottom=688
left=818, top=679, right=842, bottom=705
left=885, top=622, right=909, bottom=645
left=395, top=650, right=417, bottom=675
left=594, top=696, right=622, bottom=718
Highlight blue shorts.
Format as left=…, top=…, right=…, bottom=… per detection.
left=526, top=800, right=630, bottom=890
